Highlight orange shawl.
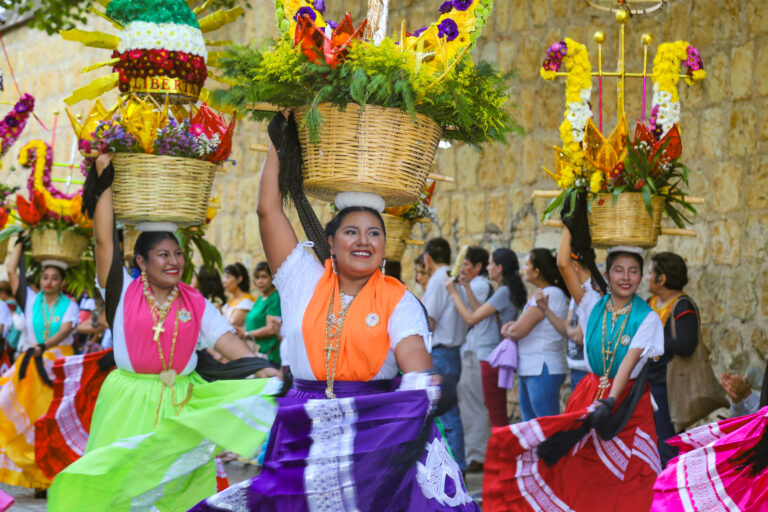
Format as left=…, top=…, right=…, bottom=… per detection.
left=302, top=260, right=407, bottom=382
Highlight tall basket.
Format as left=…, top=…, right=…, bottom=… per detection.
left=294, top=103, right=442, bottom=206
left=382, top=214, right=414, bottom=262
left=30, top=229, right=89, bottom=266
left=589, top=193, right=665, bottom=248
left=111, top=154, right=218, bottom=227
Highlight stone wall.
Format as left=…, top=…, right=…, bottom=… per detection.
left=0, top=0, right=766, bottom=376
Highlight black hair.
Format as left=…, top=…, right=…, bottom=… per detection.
left=224, top=262, right=251, bottom=293
left=651, top=252, right=688, bottom=291
left=384, top=260, right=402, bottom=281
left=529, top=248, right=570, bottom=298
left=132, top=231, right=180, bottom=274
left=465, top=246, right=489, bottom=276
left=414, top=253, right=425, bottom=267
left=195, top=267, right=226, bottom=305
left=324, top=207, right=386, bottom=240
left=253, top=261, right=272, bottom=278
left=491, top=248, right=526, bottom=309
left=572, top=247, right=608, bottom=295
left=424, top=238, right=451, bottom=265
left=41, top=265, right=66, bottom=280
left=0, top=280, right=10, bottom=296
left=606, top=251, right=644, bottom=276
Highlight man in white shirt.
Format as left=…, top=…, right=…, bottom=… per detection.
left=454, top=247, right=494, bottom=471
left=422, top=238, right=467, bottom=472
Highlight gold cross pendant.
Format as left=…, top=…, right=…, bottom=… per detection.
left=152, top=322, right=165, bottom=341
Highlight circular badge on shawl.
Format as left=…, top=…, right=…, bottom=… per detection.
left=366, top=313, right=380, bottom=327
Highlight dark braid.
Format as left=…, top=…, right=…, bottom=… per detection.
left=104, top=220, right=124, bottom=330
left=561, top=192, right=607, bottom=294
left=267, top=113, right=330, bottom=262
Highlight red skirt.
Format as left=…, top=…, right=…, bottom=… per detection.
left=34, top=350, right=114, bottom=480
left=483, top=373, right=661, bottom=512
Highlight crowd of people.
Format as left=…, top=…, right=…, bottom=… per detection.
left=0, top=130, right=762, bottom=511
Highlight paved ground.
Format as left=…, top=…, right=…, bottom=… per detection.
left=0, top=462, right=485, bottom=511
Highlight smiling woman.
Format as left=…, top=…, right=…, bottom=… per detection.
left=47, top=154, right=280, bottom=512
left=189, top=113, right=479, bottom=512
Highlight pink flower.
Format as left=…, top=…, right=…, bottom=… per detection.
left=189, top=123, right=205, bottom=136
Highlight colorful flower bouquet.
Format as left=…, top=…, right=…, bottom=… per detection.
left=0, top=139, right=92, bottom=267
left=220, top=0, right=515, bottom=146
left=216, top=0, right=517, bottom=206
left=540, top=38, right=704, bottom=245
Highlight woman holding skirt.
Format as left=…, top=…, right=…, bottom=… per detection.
left=190, top=114, right=478, bottom=511
left=0, top=242, right=79, bottom=492
left=47, top=154, right=280, bottom=512
left=483, top=218, right=664, bottom=512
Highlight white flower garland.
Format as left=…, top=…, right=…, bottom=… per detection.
left=118, top=21, right=207, bottom=58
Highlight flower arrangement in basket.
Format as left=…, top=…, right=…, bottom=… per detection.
left=0, top=139, right=92, bottom=268
left=61, top=0, right=243, bottom=227
left=0, top=94, right=35, bottom=165
left=216, top=0, right=520, bottom=205
left=539, top=36, right=705, bottom=247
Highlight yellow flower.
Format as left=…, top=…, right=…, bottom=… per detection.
left=540, top=67, right=556, bottom=80
left=589, top=170, right=603, bottom=193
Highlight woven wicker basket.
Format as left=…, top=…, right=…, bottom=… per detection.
left=294, top=103, right=442, bottom=206
left=589, top=192, right=666, bottom=248
left=111, top=153, right=218, bottom=227
left=30, top=229, right=89, bottom=266
left=383, top=214, right=414, bottom=262
left=0, top=239, right=7, bottom=264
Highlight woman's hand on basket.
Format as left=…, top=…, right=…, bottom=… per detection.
left=95, top=153, right=113, bottom=177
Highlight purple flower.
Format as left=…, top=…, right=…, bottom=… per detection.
left=437, top=18, right=459, bottom=41
left=438, top=1, right=454, bottom=14
left=325, top=18, right=338, bottom=29
left=453, top=0, right=473, bottom=11
left=313, top=0, right=326, bottom=14
left=294, top=6, right=317, bottom=22
left=412, top=26, right=427, bottom=37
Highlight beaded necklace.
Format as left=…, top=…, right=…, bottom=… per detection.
left=41, top=294, right=62, bottom=341
left=324, top=287, right=354, bottom=399
left=597, top=297, right=633, bottom=399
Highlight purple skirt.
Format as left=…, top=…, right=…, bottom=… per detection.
left=189, top=379, right=479, bottom=511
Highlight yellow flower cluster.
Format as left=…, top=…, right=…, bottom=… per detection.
left=402, top=0, right=480, bottom=74
left=20, top=140, right=89, bottom=227
left=279, top=0, right=326, bottom=41
left=653, top=41, right=687, bottom=101
left=563, top=38, right=591, bottom=104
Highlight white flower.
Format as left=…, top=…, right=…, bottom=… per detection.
left=118, top=21, right=207, bottom=58
left=580, top=87, right=592, bottom=103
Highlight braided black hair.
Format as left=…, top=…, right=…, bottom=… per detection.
left=491, top=248, right=527, bottom=309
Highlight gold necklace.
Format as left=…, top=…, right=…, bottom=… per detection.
left=142, top=275, right=179, bottom=342
left=41, top=295, right=62, bottom=341
left=597, top=297, right=633, bottom=399
left=324, top=287, right=353, bottom=399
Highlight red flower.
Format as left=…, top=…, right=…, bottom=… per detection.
left=634, top=179, right=646, bottom=189
left=16, top=192, right=47, bottom=226
left=294, top=13, right=367, bottom=68
left=191, top=104, right=236, bottom=162
left=0, top=208, right=8, bottom=229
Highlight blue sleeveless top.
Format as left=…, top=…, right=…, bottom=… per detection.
left=585, top=294, right=652, bottom=379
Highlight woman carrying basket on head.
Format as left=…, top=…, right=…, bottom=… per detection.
left=47, top=154, right=281, bottom=512
left=190, top=113, right=479, bottom=511
left=0, top=244, right=79, bottom=494
left=482, top=196, right=664, bottom=512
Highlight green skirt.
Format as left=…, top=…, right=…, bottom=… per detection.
left=48, top=369, right=278, bottom=512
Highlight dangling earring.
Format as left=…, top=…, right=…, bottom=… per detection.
left=140, top=269, right=148, bottom=284
left=330, top=255, right=338, bottom=275
left=380, top=258, right=387, bottom=276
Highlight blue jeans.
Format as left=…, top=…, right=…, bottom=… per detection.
left=569, top=368, right=588, bottom=393
left=518, top=363, right=566, bottom=422
left=431, top=345, right=467, bottom=471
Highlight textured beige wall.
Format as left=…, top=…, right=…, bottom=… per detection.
left=0, top=0, right=766, bottom=376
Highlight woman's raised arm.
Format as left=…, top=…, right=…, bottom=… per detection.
left=93, top=154, right=115, bottom=288
left=257, top=143, right=298, bottom=275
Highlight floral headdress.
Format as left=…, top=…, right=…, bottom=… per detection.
left=541, top=38, right=705, bottom=227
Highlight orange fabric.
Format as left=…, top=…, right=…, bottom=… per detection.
left=649, top=293, right=682, bottom=325
left=302, top=261, right=407, bottom=382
